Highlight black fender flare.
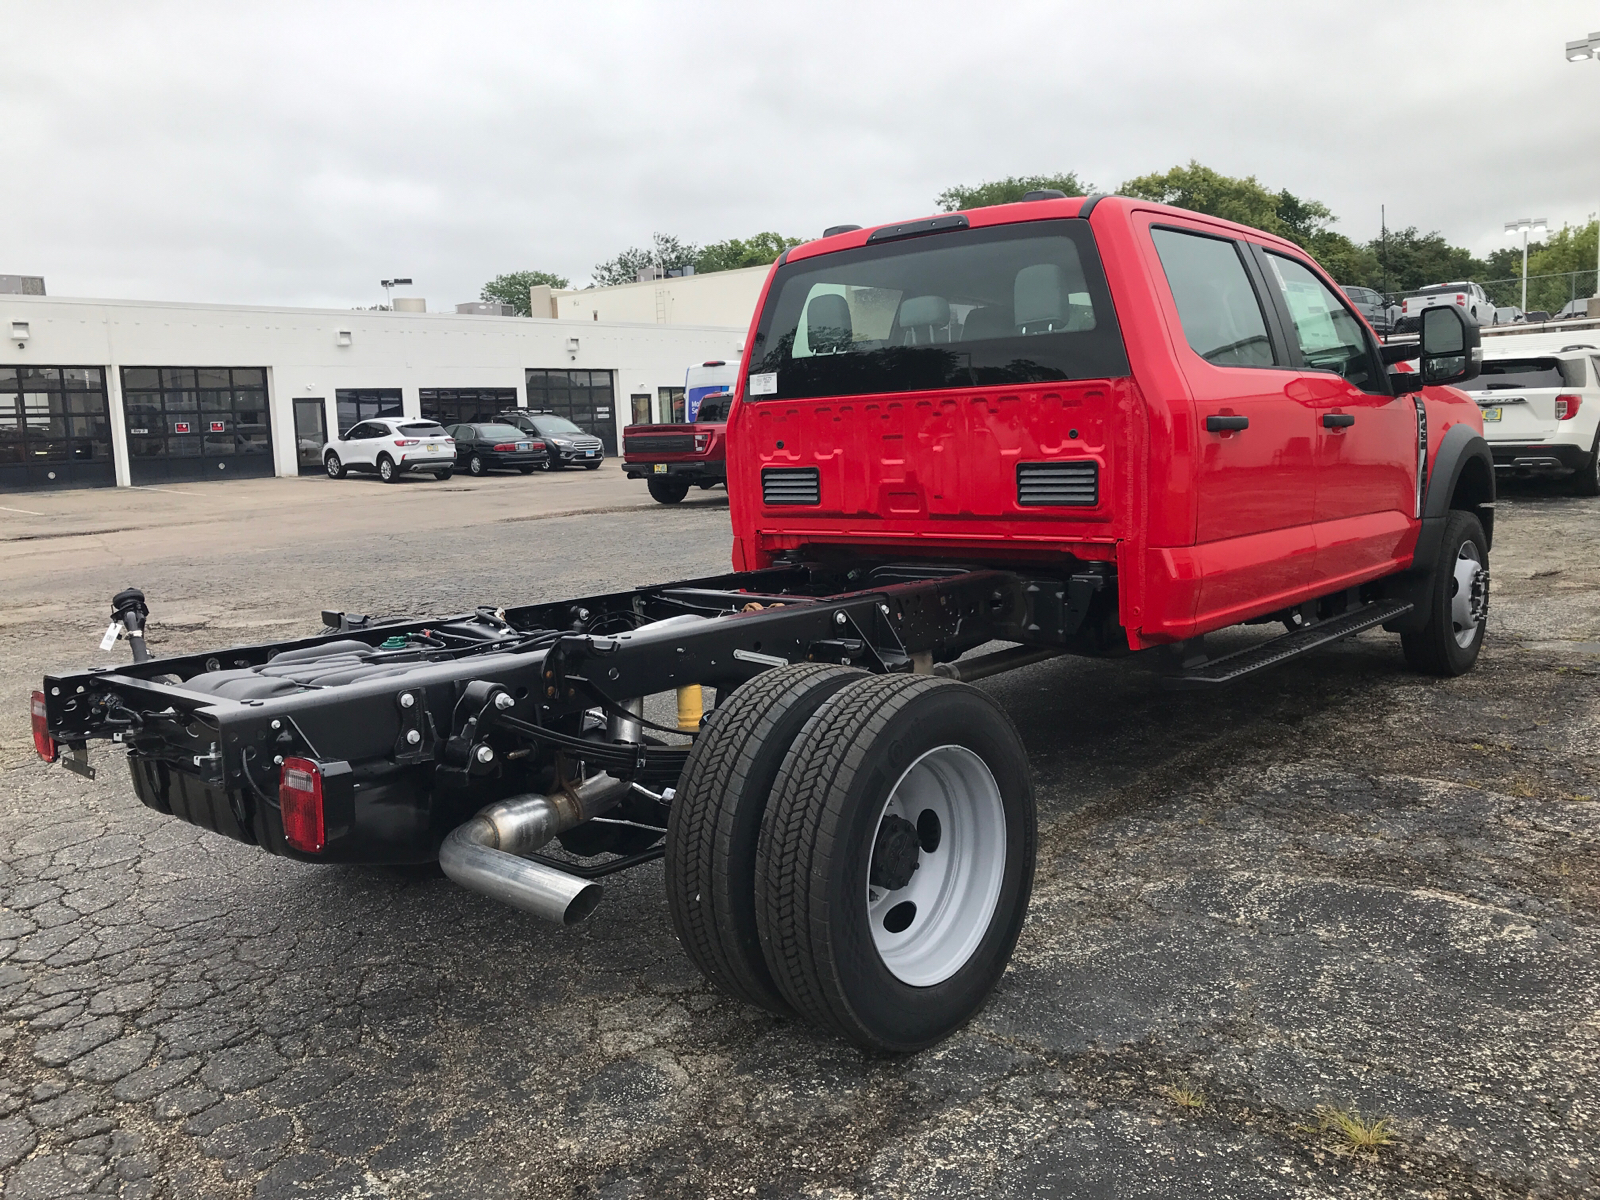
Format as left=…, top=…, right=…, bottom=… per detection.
left=1385, top=421, right=1495, bottom=632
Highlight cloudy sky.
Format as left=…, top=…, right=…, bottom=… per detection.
left=3, top=0, right=1596, bottom=309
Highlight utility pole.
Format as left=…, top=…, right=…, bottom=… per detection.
left=380, top=278, right=413, bottom=309
left=1504, top=219, right=1547, bottom=313
left=1565, top=33, right=1600, bottom=301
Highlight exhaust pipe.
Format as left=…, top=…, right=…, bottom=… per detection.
left=439, top=772, right=631, bottom=924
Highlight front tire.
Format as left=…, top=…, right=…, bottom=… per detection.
left=1401, top=509, right=1488, bottom=676
left=755, top=674, right=1036, bottom=1051
left=648, top=477, right=690, bottom=504
left=584, top=461, right=602, bottom=470
left=324, top=453, right=346, bottom=480
left=666, top=664, right=865, bottom=1014
left=468, top=454, right=486, bottom=477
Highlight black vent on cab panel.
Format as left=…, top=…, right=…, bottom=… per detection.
left=1017, top=460, right=1098, bottom=507
left=762, top=466, right=820, bottom=506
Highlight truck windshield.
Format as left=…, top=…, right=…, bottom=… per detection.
left=747, top=219, right=1127, bottom=401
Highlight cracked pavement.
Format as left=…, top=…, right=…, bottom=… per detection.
left=0, top=472, right=1596, bottom=1198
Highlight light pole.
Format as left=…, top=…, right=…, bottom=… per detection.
left=1569, top=32, right=1600, bottom=302
left=1504, top=218, right=1547, bottom=313
left=380, top=278, right=413, bottom=308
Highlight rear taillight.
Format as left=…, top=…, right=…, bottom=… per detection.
left=394, top=438, right=419, bottom=447
left=31, top=690, right=56, bottom=762
left=492, top=443, right=517, bottom=451
left=1556, top=394, right=1582, bottom=420
left=1456, top=296, right=1466, bottom=305
left=694, top=432, right=711, bottom=452
left=279, top=757, right=325, bottom=853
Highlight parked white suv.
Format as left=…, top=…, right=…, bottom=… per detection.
left=1399, top=281, right=1498, bottom=331
left=1461, top=344, right=1600, bottom=494
left=324, top=417, right=456, bottom=482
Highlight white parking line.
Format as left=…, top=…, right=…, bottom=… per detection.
left=0, top=504, right=44, bottom=515
left=130, top=486, right=203, bottom=496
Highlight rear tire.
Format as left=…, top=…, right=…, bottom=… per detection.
left=755, top=675, right=1036, bottom=1051
left=324, top=453, right=346, bottom=480
left=433, top=469, right=452, bottom=481
left=468, top=454, right=486, bottom=477
left=648, top=478, right=689, bottom=504
left=666, top=664, right=865, bottom=1014
left=378, top=455, right=398, bottom=483
left=1401, top=509, right=1489, bottom=676
left=518, top=465, right=536, bottom=475
left=1568, top=429, right=1600, bottom=497
left=584, top=461, right=602, bottom=470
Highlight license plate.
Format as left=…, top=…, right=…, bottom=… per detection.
left=588, top=450, right=598, bottom=457
left=426, top=443, right=439, bottom=452
left=517, top=441, right=531, bottom=451
left=653, top=463, right=668, bottom=474
left=1482, top=407, right=1501, bottom=422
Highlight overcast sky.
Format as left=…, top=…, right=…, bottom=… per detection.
left=3, top=0, right=1596, bottom=309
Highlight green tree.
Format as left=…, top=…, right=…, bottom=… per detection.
left=480, top=270, right=570, bottom=316
left=695, top=232, right=806, bottom=274
left=1120, top=161, right=1288, bottom=239
left=1362, top=226, right=1484, bottom=297
left=1522, top=220, right=1598, bottom=314
left=935, top=172, right=1092, bottom=212
left=592, top=233, right=700, bottom=287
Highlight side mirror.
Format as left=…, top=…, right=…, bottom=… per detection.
left=1418, top=305, right=1481, bottom=387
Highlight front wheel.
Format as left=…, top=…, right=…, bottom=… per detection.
left=647, top=477, right=689, bottom=504
left=324, top=453, right=346, bottom=480
left=755, top=674, right=1036, bottom=1051
left=1401, top=509, right=1488, bottom=676
left=468, top=454, right=486, bottom=477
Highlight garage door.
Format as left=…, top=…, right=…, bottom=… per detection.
left=123, top=367, right=274, bottom=484
left=0, top=366, right=115, bottom=491
left=525, top=369, right=617, bottom=454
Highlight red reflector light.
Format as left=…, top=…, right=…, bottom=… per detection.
left=1556, top=394, right=1582, bottom=420
left=31, top=690, right=56, bottom=762
left=394, top=438, right=420, bottom=447
left=279, top=757, right=325, bottom=853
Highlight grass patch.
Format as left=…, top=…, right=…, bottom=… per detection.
left=1160, top=1085, right=1206, bottom=1111
left=1300, top=1104, right=1395, bottom=1156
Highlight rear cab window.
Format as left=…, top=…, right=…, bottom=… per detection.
left=746, top=219, right=1128, bottom=400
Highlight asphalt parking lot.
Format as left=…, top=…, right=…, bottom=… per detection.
left=0, top=471, right=1596, bottom=1199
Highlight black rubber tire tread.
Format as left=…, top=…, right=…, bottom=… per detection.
left=666, top=663, right=864, bottom=1014
left=648, top=477, right=689, bottom=504
left=1569, top=427, right=1600, bottom=497
left=755, top=674, right=1035, bottom=1051
left=1402, top=509, right=1488, bottom=676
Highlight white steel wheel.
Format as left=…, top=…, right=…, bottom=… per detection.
left=1450, top=541, right=1487, bottom=649
left=866, top=745, right=1006, bottom=987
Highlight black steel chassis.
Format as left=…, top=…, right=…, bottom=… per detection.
left=40, top=559, right=1116, bottom=868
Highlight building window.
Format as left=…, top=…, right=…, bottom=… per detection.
left=629, top=393, right=652, bottom=426
left=121, top=367, right=273, bottom=484
left=335, top=388, right=402, bottom=436
left=419, top=388, right=519, bottom=427
left=658, top=386, right=686, bottom=424
left=0, top=366, right=114, bottom=489
left=525, top=369, right=617, bottom=453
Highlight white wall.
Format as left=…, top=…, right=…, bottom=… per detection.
left=552, top=264, right=769, bottom=330
left=2, top=295, right=743, bottom=485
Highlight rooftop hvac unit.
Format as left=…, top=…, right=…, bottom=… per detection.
left=0, top=275, right=45, bottom=296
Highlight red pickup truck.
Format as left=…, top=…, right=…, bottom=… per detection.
left=622, top=391, right=731, bottom=503
left=36, top=194, right=1490, bottom=1053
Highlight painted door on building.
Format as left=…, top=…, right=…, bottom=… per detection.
left=122, top=368, right=274, bottom=484
left=525, top=369, right=617, bottom=454
left=0, top=366, right=115, bottom=491
left=293, top=399, right=328, bottom=475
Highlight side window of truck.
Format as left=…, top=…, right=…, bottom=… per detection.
left=1265, top=253, right=1382, bottom=392
left=1150, top=228, right=1277, bottom=368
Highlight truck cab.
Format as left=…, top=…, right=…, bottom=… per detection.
left=729, top=195, right=1492, bottom=658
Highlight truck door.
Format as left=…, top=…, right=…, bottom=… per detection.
left=1255, top=250, right=1416, bottom=589
left=1145, top=222, right=1317, bottom=624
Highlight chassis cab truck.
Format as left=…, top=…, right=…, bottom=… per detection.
left=35, top=196, right=1492, bottom=1052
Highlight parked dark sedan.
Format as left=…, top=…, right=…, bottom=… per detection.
left=445, top=422, right=547, bottom=476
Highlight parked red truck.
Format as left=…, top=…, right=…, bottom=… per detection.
left=622, top=388, right=731, bottom=503
left=36, top=193, right=1490, bottom=1052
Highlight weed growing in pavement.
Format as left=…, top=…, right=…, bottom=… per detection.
left=1160, top=1085, right=1206, bottom=1111
left=1296, top=1104, right=1395, bottom=1156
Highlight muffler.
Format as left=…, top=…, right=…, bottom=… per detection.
left=439, top=772, right=631, bottom=924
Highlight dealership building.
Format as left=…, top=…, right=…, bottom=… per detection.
left=0, top=294, right=744, bottom=492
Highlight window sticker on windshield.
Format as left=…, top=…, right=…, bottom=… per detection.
left=749, top=372, right=777, bottom=396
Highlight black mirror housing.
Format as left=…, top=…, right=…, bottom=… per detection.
left=1418, top=305, right=1481, bottom=387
